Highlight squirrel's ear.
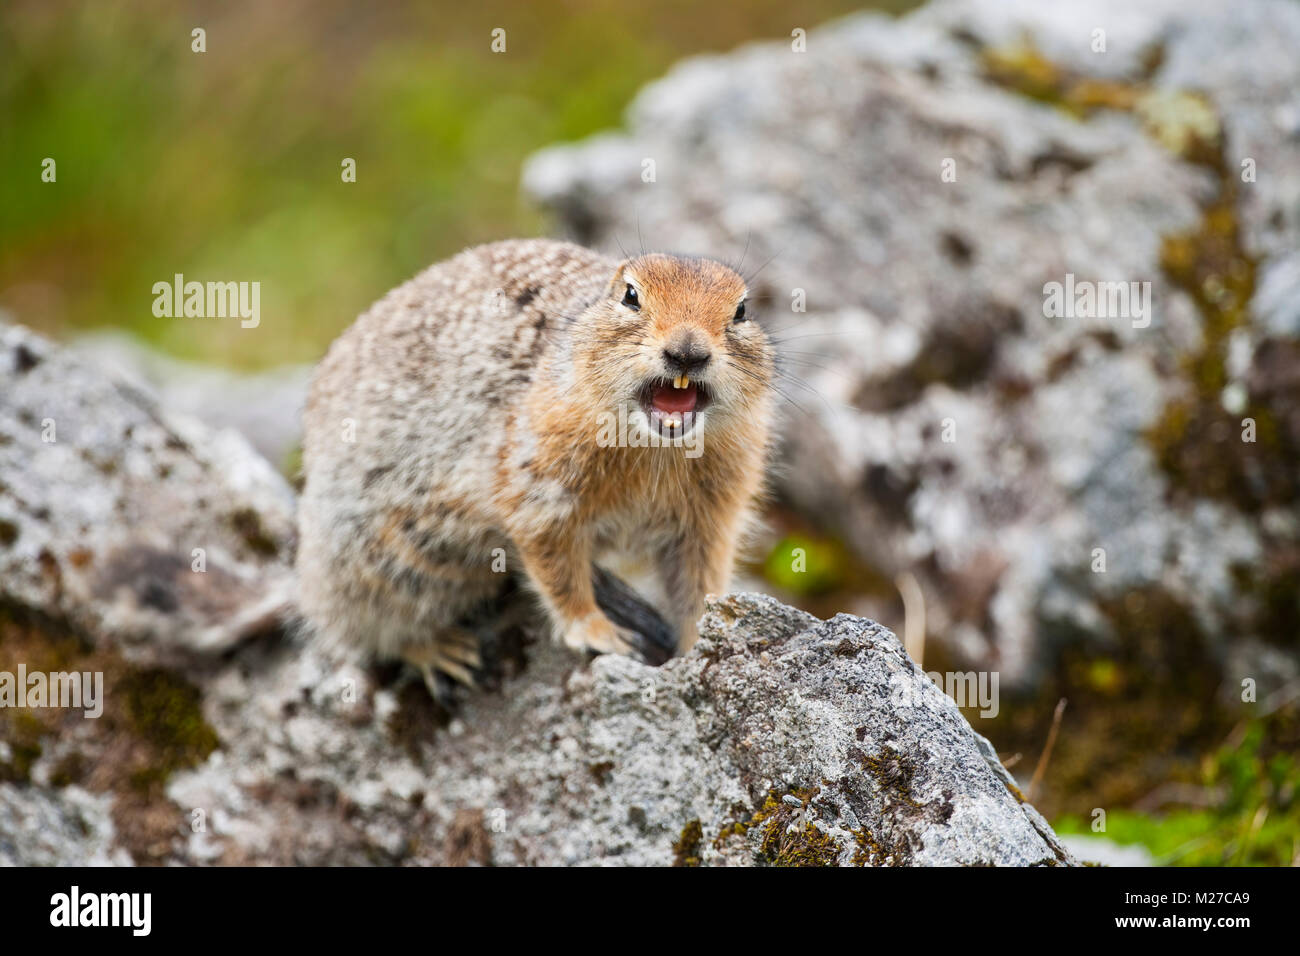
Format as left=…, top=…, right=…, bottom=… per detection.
left=607, top=262, right=629, bottom=294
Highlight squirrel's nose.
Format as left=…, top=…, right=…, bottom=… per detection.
left=663, top=337, right=711, bottom=374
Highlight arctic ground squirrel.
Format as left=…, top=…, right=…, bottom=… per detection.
left=297, top=239, right=774, bottom=693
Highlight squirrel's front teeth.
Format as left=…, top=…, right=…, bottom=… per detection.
left=673, top=374, right=689, bottom=389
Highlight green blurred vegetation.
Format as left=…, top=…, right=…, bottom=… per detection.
left=0, top=0, right=912, bottom=368
left=1055, top=714, right=1300, bottom=866
left=763, top=534, right=851, bottom=596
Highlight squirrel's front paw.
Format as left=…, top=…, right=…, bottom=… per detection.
left=560, top=612, right=637, bottom=657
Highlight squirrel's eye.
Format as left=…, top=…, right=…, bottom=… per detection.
left=622, top=284, right=640, bottom=311
left=733, top=301, right=747, bottom=323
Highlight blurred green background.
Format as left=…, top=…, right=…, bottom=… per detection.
left=1, top=0, right=913, bottom=368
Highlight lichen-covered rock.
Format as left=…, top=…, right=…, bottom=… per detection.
left=1, top=322, right=297, bottom=667
left=523, top=0, right=1300, bottom=687
left=162, top=592, right=1070, bottom=866
left=67, top=330, right=312, bottom=471
left=0, top=784, right=130, bottom=866
left=0, top=323, right=1068, bottom=865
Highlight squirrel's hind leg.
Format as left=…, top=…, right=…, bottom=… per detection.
left=400, top=626, right=483, bottom=700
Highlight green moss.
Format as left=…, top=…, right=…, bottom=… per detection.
left=764, top=822, right=841, bottom=867
left=715, top=788, right=808, bottom=847
left=713, top=815, right=754, bottom=847
left=979, top=41, right=1065, bottom=107
left=48, top=752, right=86, bottom=788
left=1144, top=226, right=1293, bottom=515
left=672, top=819, right=704, bottom=867
left=851, top=828, right=881, bottom=866
left=0, top=606, right=86, bottom=783
left=1143, top=135, right=1274, bottom=511
left=118, top=667, right=219, bottom=786
left=228, top=507, right=279, bottom=558
left=1161, top=204, right=1253, bottom=356
left=0, top=711, right=45, bottom=783
left=1139, top=91, right=1300, bottom=656
left=980, top=39, right=1140, bottom=117
left=860, top=746, right=924, bottom=811
left=713, top=786, right=845, bottom=866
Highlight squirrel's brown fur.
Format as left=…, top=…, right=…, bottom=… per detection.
left=297, top=239, right=774, bottom=688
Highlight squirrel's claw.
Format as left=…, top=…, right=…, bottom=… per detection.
left=402, top=629, right=482, bottom=701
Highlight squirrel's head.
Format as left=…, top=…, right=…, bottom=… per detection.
left=573, top=253, right=774, bottom=447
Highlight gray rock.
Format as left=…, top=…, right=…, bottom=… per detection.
left=0, top=784, right=130, bottom=867
left=1, top=322, right=297, bottom=666
left=67, top=331, right=312, bottom=471
left=163, top=591, right=1071, bottom=866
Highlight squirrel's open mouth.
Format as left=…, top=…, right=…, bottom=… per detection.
left=639, top=375, right=712, bottom=437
